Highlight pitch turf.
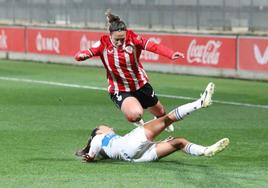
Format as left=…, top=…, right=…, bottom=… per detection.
left=0, top=59, right=267, bottom=188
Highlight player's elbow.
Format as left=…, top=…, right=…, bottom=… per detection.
left=145, top=41, right=158, bottom=52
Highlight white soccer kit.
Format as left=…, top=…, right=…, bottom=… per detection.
left=88, top=127, right=158, bottom=162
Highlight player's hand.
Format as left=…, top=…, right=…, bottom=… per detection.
left=171, top=51, right=184, bottom=60
left=83, top=154, right=94, bottom=162
left=74, top=51, right=90, bottom=61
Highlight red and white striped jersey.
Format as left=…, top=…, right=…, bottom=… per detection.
left=76, top=30, right=175, bottom=94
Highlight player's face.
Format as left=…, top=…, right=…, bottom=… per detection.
left=96, top=125, right=114, bottom=135
left=111, top=31, right=126, bottom=48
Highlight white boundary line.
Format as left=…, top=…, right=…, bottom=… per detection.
left=0, top=76, right=267, bottom=109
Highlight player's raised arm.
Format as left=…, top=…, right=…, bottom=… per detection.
left=131, top=31, right=184, bottom=60
left=145, top=40, right=184, bottom=60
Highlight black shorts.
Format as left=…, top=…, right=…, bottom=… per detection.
left=110, top=83, right=159, bottom=109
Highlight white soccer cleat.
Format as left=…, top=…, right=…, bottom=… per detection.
left=200, top=82, right=215, bottom=108
left=165, top=124, right=174, bottom=132
left=204, top=138, right=230, bottom=157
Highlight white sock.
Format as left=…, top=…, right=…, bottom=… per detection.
left=133, top=119, right=144, bottom=127
left=174, top=99, right=202, bottom=120
left=184, top=143, right=206, bottom=156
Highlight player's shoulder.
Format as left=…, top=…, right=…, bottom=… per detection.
left=100, top=34, right=110, bottom=41
left=91, top=35, right=110, bottom=49
left=99, top=35, right=112, bottom=46
left=127, top=29, right=144, bottom=43
left=127, top=29, right=138, bottom=38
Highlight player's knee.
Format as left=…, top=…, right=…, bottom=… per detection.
left=125, top=109, right=143, bottom=122
left=126, top=114, right=142, bottom=123
left=158, top=107, right=166, bottom=117
left=172, top=138, right=188, bottom=150
left=153, top=106, right=166, bottom=118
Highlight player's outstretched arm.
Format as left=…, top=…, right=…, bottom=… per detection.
left=145, top=41, right=184, bottom=60
left=74, top=50, right=92, bottom=61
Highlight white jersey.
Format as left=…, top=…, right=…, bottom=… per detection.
left=88, top=127, right=158, bottom=162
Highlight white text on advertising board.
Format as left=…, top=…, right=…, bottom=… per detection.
left=187, top=39, right=222, bottom=65
left=36, top=32, right=60, bottom=53
left=254, top=44, right=268, bottom=65
left=80, top=34, right=98, bottom=50
left=0, top=30, right=7, bottom=49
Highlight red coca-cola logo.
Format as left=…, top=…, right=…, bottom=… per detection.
left=187, top=39, right=222, bottom=65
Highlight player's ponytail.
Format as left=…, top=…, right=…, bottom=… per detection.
left=105, top=9, right=127, bottom=33
left=79, top=127, right=99, bottom=154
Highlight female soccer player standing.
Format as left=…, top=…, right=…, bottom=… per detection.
left=75, top=10, right=184, bottom=131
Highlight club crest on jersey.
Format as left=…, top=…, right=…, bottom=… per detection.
left=125, top=46, right=133, bottom=54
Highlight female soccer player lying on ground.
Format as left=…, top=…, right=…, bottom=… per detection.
left=75, top=82, right=230, bottom=162
left=75, top=10, right=184, bottom=132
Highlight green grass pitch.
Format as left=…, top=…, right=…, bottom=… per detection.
left=0, top=59, right=267, bottom=188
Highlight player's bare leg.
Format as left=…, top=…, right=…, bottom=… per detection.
left=143, top=82, right=228, bottom=159
left=148, top=101, right=175, bottom=132
left=155, top=137, right=229, bottom=159
left=121, top=96, right=144, bottom=125
left=143, top=82, right=215, bottom=141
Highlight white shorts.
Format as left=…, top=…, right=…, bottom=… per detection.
left=119, top=127, right=158, bottom=162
